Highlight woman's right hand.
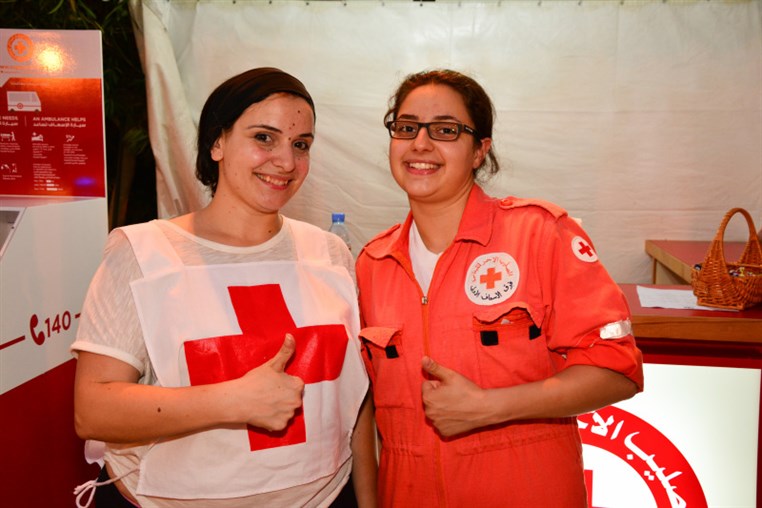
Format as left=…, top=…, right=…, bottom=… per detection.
left=234, top=333, right=305, bottom=431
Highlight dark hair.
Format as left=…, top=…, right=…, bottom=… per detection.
left=384, top=69, right=500, bottom=180
left=195, top=67, right=315, bottom=194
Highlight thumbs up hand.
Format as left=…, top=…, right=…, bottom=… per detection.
left=268, top=333, right=298, bottom=373
left=236, top=334, right=305, bottom=431
left=421, top=356, right=489, bottom=437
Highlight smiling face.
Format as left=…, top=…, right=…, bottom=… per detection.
left=211, top=93, right=314, bottom=216
left=389, top=84, right=490, bottom=207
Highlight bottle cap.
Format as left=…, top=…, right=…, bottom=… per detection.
left=331, top=213, right=345, bottom=222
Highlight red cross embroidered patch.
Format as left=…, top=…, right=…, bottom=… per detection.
left=572, top=236, right=599, bottom=263
left=465, top=252, right=520, bottom=305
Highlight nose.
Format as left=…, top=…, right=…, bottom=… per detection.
left=273, top=143, right=297, bottom=172
left=412, top=125, right=435, bottom=150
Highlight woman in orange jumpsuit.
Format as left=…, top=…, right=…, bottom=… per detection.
left=356, top=69, right=644, bottom=507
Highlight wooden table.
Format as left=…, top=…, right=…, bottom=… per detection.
left=620, top=283, right=762, bottom=363
left=645, top=239, right=747, bottom=285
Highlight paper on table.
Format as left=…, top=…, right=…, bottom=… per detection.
left=635, top=285, right=738, bottom=312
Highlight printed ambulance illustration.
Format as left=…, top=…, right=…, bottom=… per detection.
left=7, top=91, right=41, bottom=112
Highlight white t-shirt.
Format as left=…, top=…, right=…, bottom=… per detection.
left=71, top=218, right=355, bottom=508
left=409, top=220, right=442, bottom=295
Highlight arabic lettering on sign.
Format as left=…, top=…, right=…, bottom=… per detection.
left=578, top=406, right=706, bottom=508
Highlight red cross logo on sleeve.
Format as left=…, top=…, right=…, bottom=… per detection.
left=572, top=236, right=599, bottom=263
left=183, top=284, right=348, bottom=451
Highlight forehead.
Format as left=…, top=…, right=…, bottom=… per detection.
left=399, top=84, right=470, bottom=121
left=237, top=93, right=314, bottom=129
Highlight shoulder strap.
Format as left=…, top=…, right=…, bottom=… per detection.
left=120, top=220, right=182, bottom=276
left=498, top=196, right=568, bottom=219
left=286, top=217, right=331, bottom=263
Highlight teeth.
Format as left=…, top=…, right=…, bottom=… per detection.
left=257, top=174, right=289, bottom=186
left=408, top=162, right=438, bottom=170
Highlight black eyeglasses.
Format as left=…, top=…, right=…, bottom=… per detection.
left=385, top=120, right=477, bottom=141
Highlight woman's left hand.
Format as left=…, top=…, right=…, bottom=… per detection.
left=420, top=356, right=490, bottom=437
left=421, top=357, right=640, bottom=438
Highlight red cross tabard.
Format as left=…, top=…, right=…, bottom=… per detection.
left=184, top=284, right=348, bottom=451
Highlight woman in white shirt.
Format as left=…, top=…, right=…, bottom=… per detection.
left=72, top=67, right=376, bottom=508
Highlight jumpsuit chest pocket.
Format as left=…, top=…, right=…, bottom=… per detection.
left=449, top=304, right=557, bottom=456
left=359, top=326, right=417, bottom=409
left=471, top=303, right=552, bottom=389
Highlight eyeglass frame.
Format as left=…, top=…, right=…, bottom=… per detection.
left=384, top=119, right=478, bottom=142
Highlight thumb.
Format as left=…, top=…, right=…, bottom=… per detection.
left=421, top=379, right=442, bottom=394
left=270, top=334, right=296, bottom=372
left=422, top=356, right=453, bottom=382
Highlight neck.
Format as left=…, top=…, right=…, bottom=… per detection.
left=409, top=183, right=473, bottom=254
left=171, top=201, right=283, bottom=247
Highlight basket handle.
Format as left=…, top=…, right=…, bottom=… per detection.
left=703, top=208, right=762, bottom=270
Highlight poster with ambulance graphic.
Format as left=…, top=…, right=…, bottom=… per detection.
left=0, top=29, right=105, bottom=197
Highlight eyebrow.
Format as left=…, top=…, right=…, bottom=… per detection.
left=245, top=124, right=314, bottom=139
left=396, top=113, right=461, bottom=122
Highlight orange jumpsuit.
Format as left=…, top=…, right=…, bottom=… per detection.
left=356, top=185, right=643, bottom=508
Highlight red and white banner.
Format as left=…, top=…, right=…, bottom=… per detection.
left=0, top=29, right=107, bottom=507
left=580, top=363, right=760, bottom=508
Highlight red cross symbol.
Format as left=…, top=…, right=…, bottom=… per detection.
left=480, top=267, right=503, bottom=289
left=184, top=284, right=348, bottom=451
left=577, top=240, right=594, bottom=257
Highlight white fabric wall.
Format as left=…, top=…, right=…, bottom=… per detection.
left=129, top=0, right=762, bottom=283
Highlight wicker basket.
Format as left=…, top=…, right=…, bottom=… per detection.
left=691, top=208, right=762, bottom=310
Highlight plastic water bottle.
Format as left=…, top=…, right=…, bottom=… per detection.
left=328, top=212, right=352, bottom=253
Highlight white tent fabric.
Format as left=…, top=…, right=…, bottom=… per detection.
left=129, top=0, right=762, bottom=283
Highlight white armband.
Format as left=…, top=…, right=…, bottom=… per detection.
left=599, top=319, right=632, bottom=339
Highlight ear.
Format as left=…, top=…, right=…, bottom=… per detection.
left=472, top=137, right=492, bottom=169
left=210, top=137, right=224, bottom=162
